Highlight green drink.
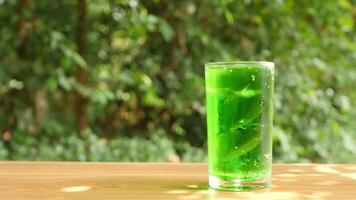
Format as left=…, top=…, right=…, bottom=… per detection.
left=205, top=61, right=274, bottom=191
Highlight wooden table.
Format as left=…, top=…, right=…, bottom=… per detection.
left=0, top=162, right=355, bottom=200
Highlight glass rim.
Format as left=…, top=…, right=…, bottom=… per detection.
left=205, top=61, right=274, bottom=68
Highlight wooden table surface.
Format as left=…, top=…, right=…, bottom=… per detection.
left=0, top=162, right=355, bottom=200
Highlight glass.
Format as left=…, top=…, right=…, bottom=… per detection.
left=205, top=61, right=274, bottom=191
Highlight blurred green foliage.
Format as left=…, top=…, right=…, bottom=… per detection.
left=0, top=0, right=355, bottom=163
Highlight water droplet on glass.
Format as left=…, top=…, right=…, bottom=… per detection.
left=251, top=74, right=255, bottom=81
left=254, top=161, right=258, bottom=166
left=259, top=100, right=265, bottom=107
left=263, top=154, right=271, bottom=160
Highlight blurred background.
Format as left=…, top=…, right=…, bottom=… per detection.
left=0, top=0, right=355, bottom=163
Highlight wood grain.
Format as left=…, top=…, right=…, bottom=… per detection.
left=0, top=162, right=355, bottom=200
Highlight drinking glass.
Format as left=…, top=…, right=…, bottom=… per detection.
left=205, top=61, right=274, bottom=191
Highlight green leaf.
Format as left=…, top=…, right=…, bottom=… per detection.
left=72, top=52, right=87, bottom=68
left=159, top=20, right=175, bottom=41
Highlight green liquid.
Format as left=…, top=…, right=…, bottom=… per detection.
left=205, top=63, right=273, bottom=182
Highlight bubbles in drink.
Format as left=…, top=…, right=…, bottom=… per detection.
left=238, top=125, right=247, bottom=131
left=251, top=74, right=256, bottom=81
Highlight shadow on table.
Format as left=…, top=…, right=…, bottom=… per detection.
left=166, top=184, right=302, bottom=200
left=58, top=164, right=352, bottom=199
left=165, top=164, right=351, bottom=200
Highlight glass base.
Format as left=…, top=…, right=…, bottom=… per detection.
left=209, top=176, right=270, bottom=191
